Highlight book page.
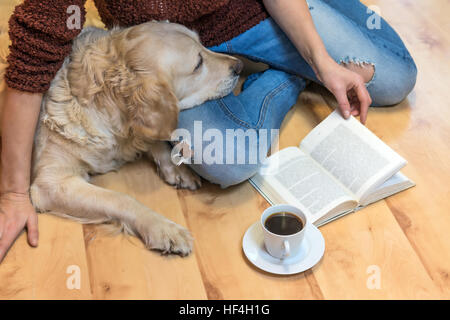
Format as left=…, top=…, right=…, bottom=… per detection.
left=254, top=147, right=357, bottom=223
left=300, top=110, right=407, bottom=201
left=360, top=171, right=415, bottom=206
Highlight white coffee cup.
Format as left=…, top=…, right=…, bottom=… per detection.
left=261, top=204, right=308, bottom=259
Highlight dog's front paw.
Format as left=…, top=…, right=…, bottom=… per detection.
left=141, top=219, right=193, bottom=256
left=157, top=163, right=202, bottom=190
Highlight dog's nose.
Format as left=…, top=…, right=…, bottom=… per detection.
left=231, top=60, right=244, bottom=76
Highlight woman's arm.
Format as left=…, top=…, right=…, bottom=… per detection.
left=263, top=0, right=371, bottom=124
left=0, top=88, right=42, bottom=262
left=1, top=0, right=87, bottom=263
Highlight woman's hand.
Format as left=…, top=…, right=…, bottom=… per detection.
left=263, top=0, right=372, bottom=124
left=0, top=87, right=43, bottom=263
left=0, top=191, right=38, bottom=263
left=315, top=57, right=372, bottom=124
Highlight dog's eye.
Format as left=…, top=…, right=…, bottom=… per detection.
left=193, top=54, right=203, bottom=72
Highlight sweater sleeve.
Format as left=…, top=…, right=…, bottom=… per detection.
left=5, top=0, right=87, bottom=93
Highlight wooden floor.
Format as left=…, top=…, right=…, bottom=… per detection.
left=0, top=0, right=449, bottom=299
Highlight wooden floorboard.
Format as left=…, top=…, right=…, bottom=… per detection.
left=0, top=0, right=449, bottom=299
left=365, top=0, right=450, bottom=298
left=0, top=215, right=92, bottom=299
left=85, top=161, right=207, bottom=300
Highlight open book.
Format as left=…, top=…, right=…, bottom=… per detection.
left=249, top=110, right=415, bottom=227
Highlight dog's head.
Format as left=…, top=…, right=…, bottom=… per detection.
left=130, top=22, right=243, bottom=109
left=68, top=22, right=242, bottom=141
left=116, top=22, right=242, bottom=140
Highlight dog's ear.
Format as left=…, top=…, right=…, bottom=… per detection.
left=127, top=73, right=179, bottom=141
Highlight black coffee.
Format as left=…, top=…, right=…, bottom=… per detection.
left=264, top=212, right=304, bottom=235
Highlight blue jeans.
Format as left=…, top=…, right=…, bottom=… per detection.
left=177, top=0, right=417, bottom=188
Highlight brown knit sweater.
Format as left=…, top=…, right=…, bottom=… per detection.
left=5, top=0, right=268, bottom=93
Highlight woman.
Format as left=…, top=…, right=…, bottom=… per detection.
left=0, top=0, right=417, bottom=262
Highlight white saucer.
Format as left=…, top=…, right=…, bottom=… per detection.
left=242, top=222, right=325, bottom=275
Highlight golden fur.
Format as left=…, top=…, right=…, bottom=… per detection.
left=26, top=22, right=242, bottom=256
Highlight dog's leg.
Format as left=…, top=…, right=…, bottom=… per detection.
left=146, top=141, right=201, bottom=190
left=30, top=175, right=192, bottom=256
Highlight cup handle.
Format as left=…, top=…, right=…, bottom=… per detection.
left=282, top=240, right=290, bottom=258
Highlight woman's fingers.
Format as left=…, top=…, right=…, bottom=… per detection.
left=0, top=222, right=21, bottom=263
left=26, top=214, right=39, bottom=247
left=354, top=82, right=372, bottom=124
left=332, top=86, right=352, bottom=119
left=351, top=108, right=360, bottom=116
left=349, top=91, right=360, bottom=116
left=320, top=62, right=371, bottom=123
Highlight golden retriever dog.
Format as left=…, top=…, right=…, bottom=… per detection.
left=27, top=22, right=243, bottom=256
